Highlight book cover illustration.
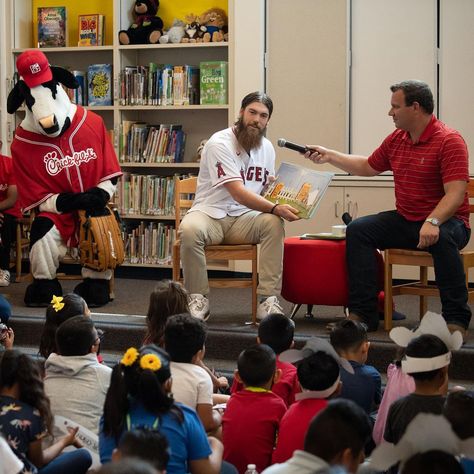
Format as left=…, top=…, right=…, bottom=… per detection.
left=261, top=162, right=334, bottom=219
left=200, top=61, right=228, bottom=105
left=88, top=64, right=112, bottom=106
left=37, top=6, right=67, bottom=48
left=78, top=14, right=104, bottom=46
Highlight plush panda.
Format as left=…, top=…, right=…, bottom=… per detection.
left=7, top=50, right=122, bottom=307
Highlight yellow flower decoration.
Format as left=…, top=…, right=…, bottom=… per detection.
left=51, top=295, right=65, bottom=312
left=121, top=347, right=139, bottom=367
left=140, top=354, right=162, bottom=372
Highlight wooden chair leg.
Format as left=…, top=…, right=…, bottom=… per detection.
left=172, top=244, right=181, bottom=283
left=420, top=266, right=428, bottom=319
left=289, top=304, right=301, bottom=320
left=251, top=252, right=258, bottom=325
left=15, top=223, right=22, bottom=282
left=384, top=251, right=394, bottom=331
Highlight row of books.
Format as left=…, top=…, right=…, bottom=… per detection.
left=122, top=221, right=176, bottom=265
left=65, top=64, right=113, bottom=106
left=38, top=7, right=105, bottom=47
left=119, top=121, right=186, bottom=163
left=117, top=174, right=176, bottom=217
left=119, top=61, right=228, bottom=106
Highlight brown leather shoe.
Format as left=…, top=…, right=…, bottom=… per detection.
left=447, top=323, right=468, bottom=344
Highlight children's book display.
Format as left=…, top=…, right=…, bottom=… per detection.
left=200, top=61, right=228, bottom=105
left=261, top=162, right=333, bottom=219
left=78, top=14, right=104, bottom=46
left=87, top=64, right=112, bottom=106
left=37, top=6, right=67, bottom=47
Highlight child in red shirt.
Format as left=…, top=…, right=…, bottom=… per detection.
left=231, top=313, right=300, bottom=407
left=272, top=337, right=350, bottom=463
left=223, top=344, right=287, bottom=474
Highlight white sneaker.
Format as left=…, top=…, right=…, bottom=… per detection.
left=0, top=270, right=10, bottom=287
left=257, top=296, right=284, bottom=320
left=188, top=294, right=210, bottom=321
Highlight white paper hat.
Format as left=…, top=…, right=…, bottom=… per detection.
left=389, top=311, right=463, bottom=351
left=369, top=413, right=474, bottom=470
left=279, top=337, right=354, bottom=374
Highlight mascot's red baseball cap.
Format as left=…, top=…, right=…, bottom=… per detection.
left=16, top=50, right=53, bottom=88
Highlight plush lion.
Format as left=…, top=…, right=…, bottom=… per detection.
left=199, top=7, right=228, bottom=42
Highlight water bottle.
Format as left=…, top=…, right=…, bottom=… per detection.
left=244, top=464, right=258, bottom=474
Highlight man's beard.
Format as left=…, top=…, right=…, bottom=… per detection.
left=234, top=117, right=266, bottom=151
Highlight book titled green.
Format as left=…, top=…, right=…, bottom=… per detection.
left=199, top=61, right=228, bottom=105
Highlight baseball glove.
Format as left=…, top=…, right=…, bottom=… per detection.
left=79, top=207, right=124, bottom=271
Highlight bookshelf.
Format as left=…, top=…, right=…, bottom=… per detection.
left=4, top=0, right=235, bottom=270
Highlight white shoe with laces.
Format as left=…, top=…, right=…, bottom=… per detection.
left=257, top=296, right=284, bottom=320
left=188, top=294, right=210, bottom=321
left=0, top=270, right=10, bottom=287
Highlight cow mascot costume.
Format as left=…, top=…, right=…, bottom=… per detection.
left=7, top=50, right=123, bottom=307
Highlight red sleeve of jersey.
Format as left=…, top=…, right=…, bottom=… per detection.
left=368, top=133, right=395, bottom=173
left=439, top=133, right=469, bottom=184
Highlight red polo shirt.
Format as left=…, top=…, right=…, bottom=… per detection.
left=368, top=115, right=470, bottom=228
left=0, top=155, right=21, bottom=218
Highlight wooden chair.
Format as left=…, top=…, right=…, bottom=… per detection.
left=172, top=176, right=259, bottom=324
left=383, top=179, right=474, bottom=330
left=14, top=216, right=33, bottom=282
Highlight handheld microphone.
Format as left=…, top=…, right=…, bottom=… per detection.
left=342, top=212, right=352, bottom=225
left=277, top=138, right=309, bottom=154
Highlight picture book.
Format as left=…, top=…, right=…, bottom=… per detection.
left=87, top=64, right=112, bottom=106
left=78, top=14, right=104, bottom=46
left=200, top=61, right=228, bottom=105
left=261, top=162, right=334, bottom=219
left=37, top=6, right=67, bottom=48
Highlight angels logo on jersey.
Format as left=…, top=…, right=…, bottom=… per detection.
left=216, top=161, right=226, bottom=178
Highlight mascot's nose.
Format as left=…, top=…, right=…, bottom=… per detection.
left=39, top=114, right=59, bottom=134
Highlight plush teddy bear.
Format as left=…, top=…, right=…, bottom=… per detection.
left=118, top=0, right=163, bottom=45
left=199, top=7, right=228, bottom=42
left=181, top=14, right=207, bottom=43
left=159, top=18, right=185, bottom=44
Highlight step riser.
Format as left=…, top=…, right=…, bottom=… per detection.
left=9, top=316, right=474, bottom=381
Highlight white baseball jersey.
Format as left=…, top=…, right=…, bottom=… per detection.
left=189, top=127, right=276, bottom=218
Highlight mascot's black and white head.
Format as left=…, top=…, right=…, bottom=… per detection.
left=7, top=50, right=79, bottom=138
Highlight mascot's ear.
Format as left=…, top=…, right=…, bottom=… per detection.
left=7, top=80, right=27, bottom=113
left=51, top=66, right=79, bottom=89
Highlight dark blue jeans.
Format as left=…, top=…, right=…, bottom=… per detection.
left=346, top=210, right=471, bottom=330
left=38, top=449, right=92, bottom=474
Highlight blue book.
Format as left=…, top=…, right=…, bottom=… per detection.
left=87, top=63, right=113, bottom=106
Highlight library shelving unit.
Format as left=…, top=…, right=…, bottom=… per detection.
left=4, top=0, right=234, bottom=271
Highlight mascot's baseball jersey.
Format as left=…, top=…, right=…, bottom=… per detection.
left=11, top=106, right=122, bottom=243
left=190, top=127, right=275, bottom=218
left=0, top=154, right=21, bottom=218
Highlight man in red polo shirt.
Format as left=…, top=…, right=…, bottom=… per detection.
left=305, top=80, right=471, bottom=338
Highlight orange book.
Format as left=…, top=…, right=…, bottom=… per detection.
left=78, top=14, right=104, bottom=46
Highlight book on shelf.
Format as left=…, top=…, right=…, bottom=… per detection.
left=261, top=162, right=334, bottom=219
left=37, top=6, right=67, bottom=48
left=78, top=14, right=104, bottom=46
left=200, top=61, right=228, bottom=105
left=87, top=64, right=112, bottom=106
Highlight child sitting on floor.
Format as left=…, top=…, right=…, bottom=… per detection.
left=272, top=337, right=347, bottom=463
left=144, top=280, right=229, bottom=393
left=231, top=313, right=299, bottom=407
left=223, top=344, right=287, bottom=474
left=164, top=313, right=222, bottom=435
left=330, top=319, right=382, bottom=415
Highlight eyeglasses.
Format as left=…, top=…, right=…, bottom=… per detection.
left=93, top=329, right=105, bottom=346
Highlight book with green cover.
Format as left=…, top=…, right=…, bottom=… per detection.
left=199, top=61, right=228, bottom=105
left=261, top=162, right=334, bottom=219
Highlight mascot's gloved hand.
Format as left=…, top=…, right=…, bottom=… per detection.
left=56, top=187, right=110, bottom=214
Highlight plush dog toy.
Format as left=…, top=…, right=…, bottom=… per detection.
left=118, top=0, right=163, bottom=45
left=7, top=50, right=122, bottom=307
left=199, top=7, right=228, bottom=42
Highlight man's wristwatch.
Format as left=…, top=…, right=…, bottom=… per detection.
left=425, top=217, right=440, bottom=226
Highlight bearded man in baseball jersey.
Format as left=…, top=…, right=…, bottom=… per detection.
left=179, top=92, right=300, bottom=321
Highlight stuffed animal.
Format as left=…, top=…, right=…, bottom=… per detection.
left=118, top=0, right=163, bottom=45
left=199, top=7, right=228, bottom=42
left=181, top=14, right=207, bottom=43
left=7, top=50, right=122, bottom=308
left=159, top=18, right=185, bottom=44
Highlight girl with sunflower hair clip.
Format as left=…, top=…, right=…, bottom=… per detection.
left=99, top=344, right=231, bottom=474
